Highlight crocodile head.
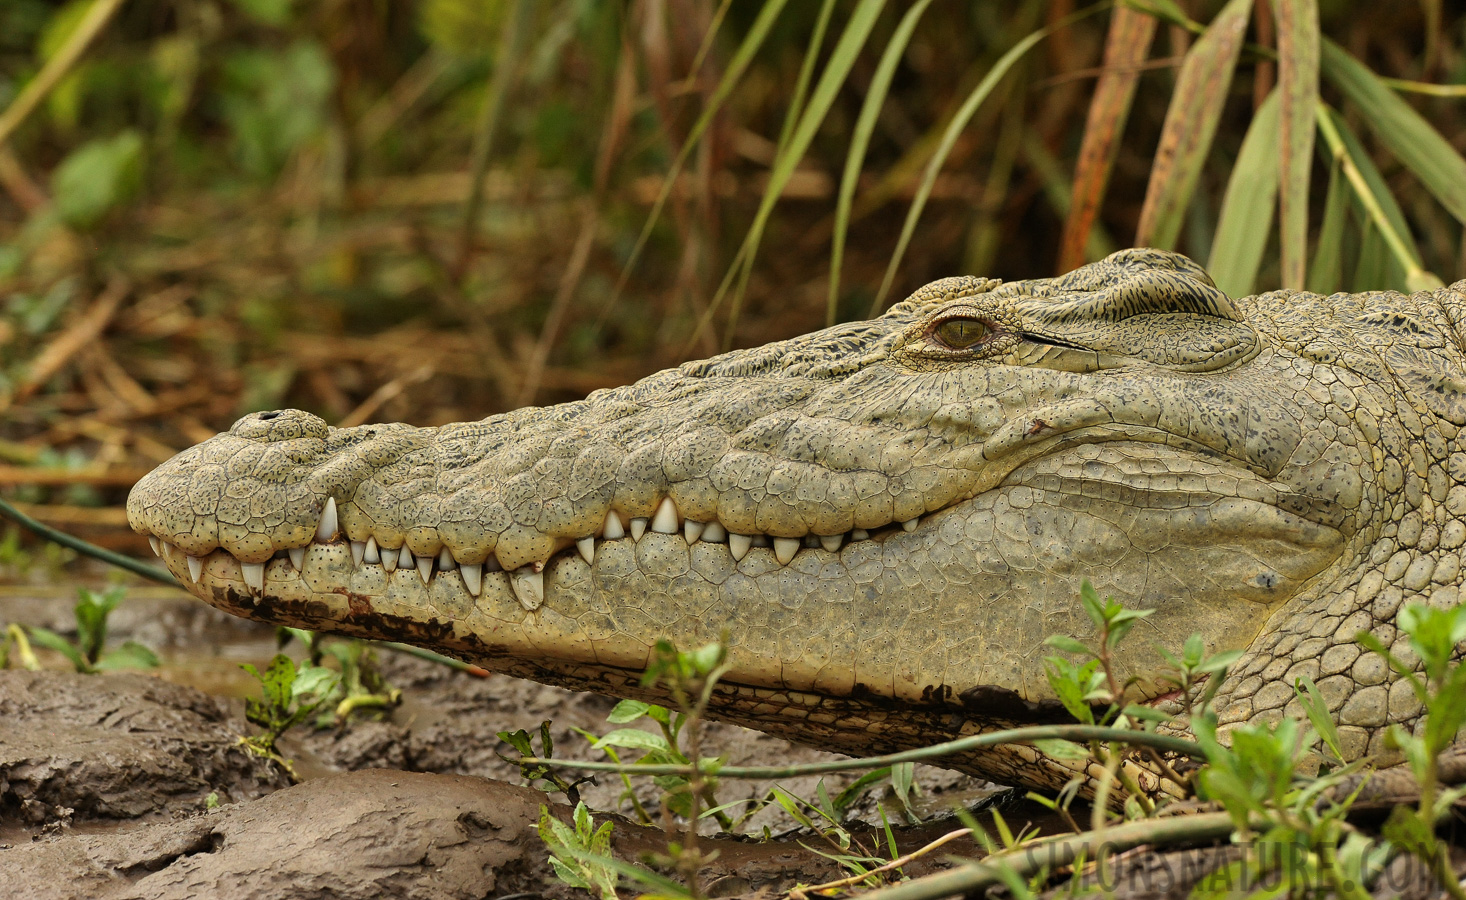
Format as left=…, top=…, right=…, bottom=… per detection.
left=127, top=249, right=1466, bottom=790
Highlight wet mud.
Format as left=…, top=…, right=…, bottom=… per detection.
left=0, top=587, right=1000, bottom=897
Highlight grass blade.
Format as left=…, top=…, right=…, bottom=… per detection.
left=606, top=0, right=789, bottom=320
left=1321, top=38, right=1466, bottom=227
left=1059, top=5, right=1158, bottom=272
left=1272, top=0, right=1318, bottom=289
left=1305, top=153, right=1348, bottom=295
left=773, top=0, right=838, bottom=160
left=869, top=3, right=1104, bottom=316
left=1134, top=0, right=1252, bottom=251
left=1315, top=103, right=1443, bottom=291
left=1208, top=89, right=1279, bottom=299
left=827, top=0, right=935, bottom=326
left=689, top=0, right=887, bottom=352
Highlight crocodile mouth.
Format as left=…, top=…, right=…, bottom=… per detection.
left=142, top=431, right=1344, bottom=618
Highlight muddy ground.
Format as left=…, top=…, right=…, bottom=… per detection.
left=0, top=584, right=1013, bottom=898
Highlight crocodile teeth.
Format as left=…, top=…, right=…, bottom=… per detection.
left=603, top=511, right=625, bottom=540
left=460, top=563, right=482, bottom=597
left=350, top=540, right=366, bottom=566
left=729, top=534, right=752, bottom=561
left=819, top=534, right=842, bottom=552
left=286, top=547, right=305, bottom=570
left=630, top=517, right=649, bottom=541
left=773, top=537, right=799, bottom=565
left=684, top=520, right=704, bottom=543
left=382, top=547, right=398, bottom=572
left=438, top=548, right=454, bottom=571
left=363, top=537, right=380, bottom=564
left=651, top=498, right=679, bottom=534
left=510, top=567, right=544, bottom=611
left=702, top=521, right=726, bottom=542
left=148, top=536, right=161, bottom=556
left=241, top=561, right=264, bottom=593
left=398, top=546, right=414, bottom=570
left=576, top=537, right=595, bottom=565
left=186, top=555, right=203, bottom=582
left=417, top=554, right=433, bottom=584
left=900, top=517, right=918, bottom=532
left=316, top=497, right=338, bottom=542
left=851, top=529, right=869, bottom=541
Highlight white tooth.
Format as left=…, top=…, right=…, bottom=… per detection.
left=602, top=510, right=625, bottom=540
left=577, top=537, right=595, bottom=565
left=382, top=546, right=398, bottom=572
left=287, top=547, right=305, bottom=570
left=399, top=546, right=414, bottom=569
left=630, top=517, right=648, bottom=540
left=161, top=541, right=173, bottom=559
left=702, top=521, right=726, bottom=542
left=651, top=498, right=679, bottom=534
left=460, top=563, right=483, bottom=596
left=364, top=537, right=380, bottom=564
left=315, top=497, right=339, bottom=542
left=148, top=536, right=161, bottom=556
left=852, top=529, right=870, bottom=541
left=684, top=520, right=704, bottom=543
left=242, top=562, right=264, bottom=592
left=438, top=548, right=455, bottom=570
left=901, top=517, right=918, bottom=532
left=510, top=568, right=544, bottom=611
left=819, top=534, right=842, bottom=552
left=417, top=555, right=433, bottom=584
left=485, top=555, right=503, bottom=572
left=186, top=555, right=203, bottom=582
left=350, top=540, right=366, bottom=566
left=729, top=534, right=752, bottom=561
left=773, top=537, right=799, bottom=565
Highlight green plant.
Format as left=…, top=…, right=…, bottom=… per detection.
left=238, top=652, right=340, bottom=780
left=538, top=801, right=620, bottom=900
left=278, top=628, right=402, bottom=724
left=1357, top=601, right=1466, bottom=900
left=23, top=584, right=159, bottom=673
left=498, top=720, right=597, bottom=805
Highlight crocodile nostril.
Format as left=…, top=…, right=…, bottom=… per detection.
left=258, top=411, right=282, bottom=420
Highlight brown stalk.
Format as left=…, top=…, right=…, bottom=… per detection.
left=15, top=276, right=131, bottom=403
left=1058, top=6, right=1158, bottom=272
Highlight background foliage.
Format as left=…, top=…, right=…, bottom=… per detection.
left=1, top=0, right=1464, bottom=549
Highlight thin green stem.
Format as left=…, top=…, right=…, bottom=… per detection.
left=520, top=723, right=1205, bottom=779
left=0, top=494, right=176, bottom=585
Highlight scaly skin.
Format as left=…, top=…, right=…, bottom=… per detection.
left=127, top=249, right=1466, bottom=792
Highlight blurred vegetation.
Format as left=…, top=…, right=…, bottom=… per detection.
left=0, top=0, right=1464, bottom=552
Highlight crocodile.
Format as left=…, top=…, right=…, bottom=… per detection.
left=127, top=248, right=1466, bottom=793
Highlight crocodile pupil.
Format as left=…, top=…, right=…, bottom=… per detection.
left=934, top=317, right=989, bottom=349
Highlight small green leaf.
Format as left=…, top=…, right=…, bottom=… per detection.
left=51, top=131, right=144, bottom=229
left=1293, top=676, right=1344, bottom=760
left=94, top=641, right=160, bottom=671
left=590, top=728, right=669, bottom=753
left=605, top=699, right=652, bottom=724
left=26, top=626, right=89, bottom=673
left=1043, top=635, right=1091, bottom=656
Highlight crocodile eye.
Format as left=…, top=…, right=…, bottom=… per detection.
left=932, top=317, right=990, bottom=350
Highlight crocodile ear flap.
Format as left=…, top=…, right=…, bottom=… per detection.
left=1384, top=345, right=1466, bottom=426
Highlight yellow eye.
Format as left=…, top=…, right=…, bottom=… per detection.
left=933, top=317, right=990, bottom=350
